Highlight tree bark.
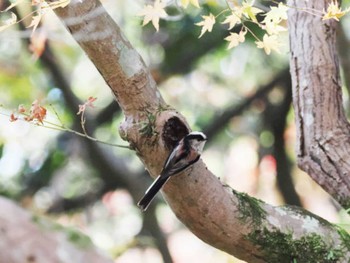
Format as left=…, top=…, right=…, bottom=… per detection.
left=49, top=0, right=350, bottom=262
left=288, top=0, right=350, bottom=209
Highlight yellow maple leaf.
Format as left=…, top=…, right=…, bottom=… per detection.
left=222, top=12, right=241, bottom=30
left=0, top=12, right=17, bottom=32
left=262, top=3, right=288, bottom=35
left=196, top=13, right=215, bottom=38
left=137, top=0, right=167, bottom=31
left=264, top=3, right=288, bottom=24
left=180, top=0, right=200, bottom=8
left=225, top=29, right=246, bottom=49
left=255, top=34, right=281, bottom=55
left=323, top=0, right=349, bottom=21
left=240, top=0, right=263, bottom=22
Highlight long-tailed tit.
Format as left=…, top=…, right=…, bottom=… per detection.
left=137, top=131, right=207, bottom=211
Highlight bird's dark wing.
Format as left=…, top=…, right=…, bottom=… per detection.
left=163, top=153, right=200, bottom=177
left=160, top=140, right=187, bottom=176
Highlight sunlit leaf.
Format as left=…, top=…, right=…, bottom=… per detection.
left=241, top=0, right=263, bottom=22
left=195, top=13, right=215, bottom=38
left=255, top=34, right=282, bottom=55
left=137, top=0, right=167, bottom=31
left=222, top=12, right=241, bottom=30
left=263, top=2, right=288, bottom=24
left=225, top=29, right=246, bottom=49
left=322, top=0, right=349, bottom=21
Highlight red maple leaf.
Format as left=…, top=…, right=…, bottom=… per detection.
left=25, top=100, right=47, bottom=124
left=77, top=97, right=97, bottom=115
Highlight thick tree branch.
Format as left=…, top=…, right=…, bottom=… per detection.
left=51, top=0, right=350, bottom=261
left=288, top=0, right=350, bottom=209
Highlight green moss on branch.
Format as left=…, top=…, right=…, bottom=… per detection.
left=247, top=227, right=345, bottom=263
left=232, top=189, right=266, bottom=226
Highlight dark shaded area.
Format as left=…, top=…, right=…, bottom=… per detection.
left=263, top=75, right=302, bottom=206
left=272, top=78, right=301, bottom=206
left=162, top=116, right=189, bottom=149
left=159, top=16, right=228, bottom=75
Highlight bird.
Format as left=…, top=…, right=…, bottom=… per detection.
left=137, top=131, right=207, bottom=211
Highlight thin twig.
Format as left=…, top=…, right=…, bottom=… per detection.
left=0, top=110, right=131, bottom=149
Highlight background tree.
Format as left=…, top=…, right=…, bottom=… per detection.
left=0, top=0, right=349, bottom=262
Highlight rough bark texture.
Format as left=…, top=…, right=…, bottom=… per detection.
left=288, top=0, right=350, bottom=208
left=0, top=197, right=113, bottom=263
left=47, top=0, right=350, bottom=262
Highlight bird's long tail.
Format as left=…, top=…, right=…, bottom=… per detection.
left=137, top=175, right=169, bottom=212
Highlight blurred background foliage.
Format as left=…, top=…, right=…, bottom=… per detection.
left=0, top=0, right=350, bottom=262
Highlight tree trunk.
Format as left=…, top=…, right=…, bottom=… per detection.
left=288, top=0, right=350, bottom=209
